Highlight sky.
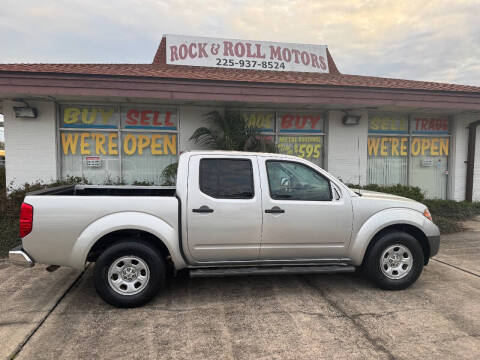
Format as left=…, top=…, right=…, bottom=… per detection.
left=0, top=0, right=479, bottom=87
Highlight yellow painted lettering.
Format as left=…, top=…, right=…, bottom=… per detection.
left=100, top=108, right=114, bottom=124
left=63, top=108, right=80, bottom=124
left=164, top=134, right=177, bottom=155
left=400, top=138, right=408, bottom=156
left=440, top=138, right=449, bottom=156
left=368, top=137, right=380, bottom=156
left=391, top=137, right=399, bottom=156
left=95, top=133, right=106, bottom=155
left=380, top=137, right=388, bottom=156
left=151, top=134, right=163, bottom=155
left=411, top=138, right=421, bottom=156
left=61, top=133, right=78, bottom=155
left=80, top=133, right=91, bottom=155
left=430, top=138, right=439, bottom=156
left=123, top=134, right=137, bottom=155
left=108, top=133, right=118, bottom=155
left=137, top=135, right=150, bottom=155
left=369, top=116, right=380, bottom=130
left=421, top=138, right=430, bottom=155
left=82, top=108, right=97, bottom=124
left=380, top=119, right=389, bottom=131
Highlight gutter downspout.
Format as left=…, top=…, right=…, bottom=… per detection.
left=465, top=120, right=480, bottom=202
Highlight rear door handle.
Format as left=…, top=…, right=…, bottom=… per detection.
left=265, top=206, right=285, bottom=214
left=192, top=205, right=214, bottom=213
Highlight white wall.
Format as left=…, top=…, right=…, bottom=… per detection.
left=326, top=110, right=368, bottom=186
left=450, top=113, right=480, bottom=201
left=3, top=100, right=58, bottom=188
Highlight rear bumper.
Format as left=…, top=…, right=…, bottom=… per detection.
left=8, top=245, right=35, bottom=267
left=427, top=235, right=440, bottom=258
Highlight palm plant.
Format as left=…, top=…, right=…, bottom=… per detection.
left=189, top=110, right=277, bottom=152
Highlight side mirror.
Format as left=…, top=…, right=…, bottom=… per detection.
left=280, top=177, right=290, bottom=189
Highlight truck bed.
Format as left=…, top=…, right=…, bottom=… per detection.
left=28, top=185, right=177, bottom=197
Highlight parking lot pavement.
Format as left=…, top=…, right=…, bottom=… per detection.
left=1, top=230, right=479, bottom=360
left=0, top=262, right=81, bottom=360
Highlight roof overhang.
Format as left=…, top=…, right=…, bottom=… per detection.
left=1, top=72, right=480, bottom=112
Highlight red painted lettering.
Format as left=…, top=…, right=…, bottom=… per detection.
left=246, top=43, right=256, bottom=58
left=126, top=110, right=139, bottom=125
left=310, top=116, right=321, bottom=129
left=165, top=111, right=174, bottom=126
left=188, top=43, right=197, bottom=58
left=223, top=41, right=234, bottom=56
left=153, top=111, right=162, bottom=126
left=282, top=48, right=292, bottom=62
left=270, top=46, right=282, bottom=60
left=178, top=44, right=188, bottom=59
left=169, top=46, right=179, bottom=62
left=301, top=51, right=310, bottom=66
left=292, top=49, right=301, bottom=64
left=198, top=43, right=208, bottom=58
left=140, top=111, right=153, bottom=125
left=295, top=116, right=307, bottom=129
left=319, top=56, right=326, bottom=70
left=234, top=42, right=245, bottom=57
left=281, top=115, right=294, bottom=129
left=310, top=53, right=319, bottom=68
left=255, top=44, right=266, bottom=58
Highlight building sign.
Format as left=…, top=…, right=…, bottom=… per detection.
left=242, top=111, right=275, bottom=132
left=368, top=114, right=408, bottom=134
left=60, top=105, right=118, bottom=129
left=368, top=137, right=449, bottom=156
left=278, top=136, right=323, bottom=160
left=61, top=132, right=177, bottom=156
left=121, top=107, right=177, bottom=130
left=166, top=35, right=329, bottom=73
left=277, top=112, right=324, bottom=133
left=411, top=117, right=449, bottom=134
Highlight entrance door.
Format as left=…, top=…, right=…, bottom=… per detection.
left=186, top=155, right=262, bottom=263
left=258, top=158, right=353, bottom=260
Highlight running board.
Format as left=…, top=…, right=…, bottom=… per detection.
left=189, top=265, right=356, bottom=278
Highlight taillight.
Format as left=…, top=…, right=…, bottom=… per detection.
left=20, top=203, right=33, bottom=238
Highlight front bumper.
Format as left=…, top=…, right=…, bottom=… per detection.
left=427, top=235, right=440, bottom=258
left=8, top=245, right=35, bottom=267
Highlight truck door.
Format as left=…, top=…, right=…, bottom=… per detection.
left=186, top=155, right=262, bottom=263
left=258, top=157, right=353, bottom=260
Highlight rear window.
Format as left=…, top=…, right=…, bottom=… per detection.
left=199, top=159, right=254, bottom=199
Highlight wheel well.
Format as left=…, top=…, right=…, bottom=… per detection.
left=86, top=229, right=174, bottom=271
left=363, top=224, right=430, bottom=265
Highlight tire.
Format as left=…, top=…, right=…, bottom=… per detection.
left=364, top=231, right=424, bottom=290
left=93, top=240, right=165, bottom=308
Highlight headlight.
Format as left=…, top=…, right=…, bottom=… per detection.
left=423, top=208, right=432, bottom=221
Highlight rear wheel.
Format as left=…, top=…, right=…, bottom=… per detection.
left=364, top=231, right=424, bottom=290
left=94, top=240, right=165, bottom=308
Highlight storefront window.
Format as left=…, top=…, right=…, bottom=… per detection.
left=367, top=113, right=450, bottom=199
left=242, top=110, right=325, bottom=167
left=59, top=104, right=178, bottom=185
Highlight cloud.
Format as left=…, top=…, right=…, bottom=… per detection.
left=0, top=0, right=478, bottom=85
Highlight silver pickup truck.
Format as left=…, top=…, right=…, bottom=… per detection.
left=10, top=151, right=440, bottom=307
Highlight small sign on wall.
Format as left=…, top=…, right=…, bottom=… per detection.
left=86, top=156, right=102, bottom=168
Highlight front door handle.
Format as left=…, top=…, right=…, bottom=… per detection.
left=265, top=206, right=285, bottom=214
left=192, top=205, right=214, bottom=213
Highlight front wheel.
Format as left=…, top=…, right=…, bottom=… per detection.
left=364, top=231, right=424, bottom=290
left=93, top=240, right=165, bottom=308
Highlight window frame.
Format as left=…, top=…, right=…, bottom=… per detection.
left=199, top=158, right=255, bottom=200
left=265, top=159, right=333, bottom=202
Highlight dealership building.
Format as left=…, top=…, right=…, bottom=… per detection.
left=1, top=35, right=480, bottom=200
